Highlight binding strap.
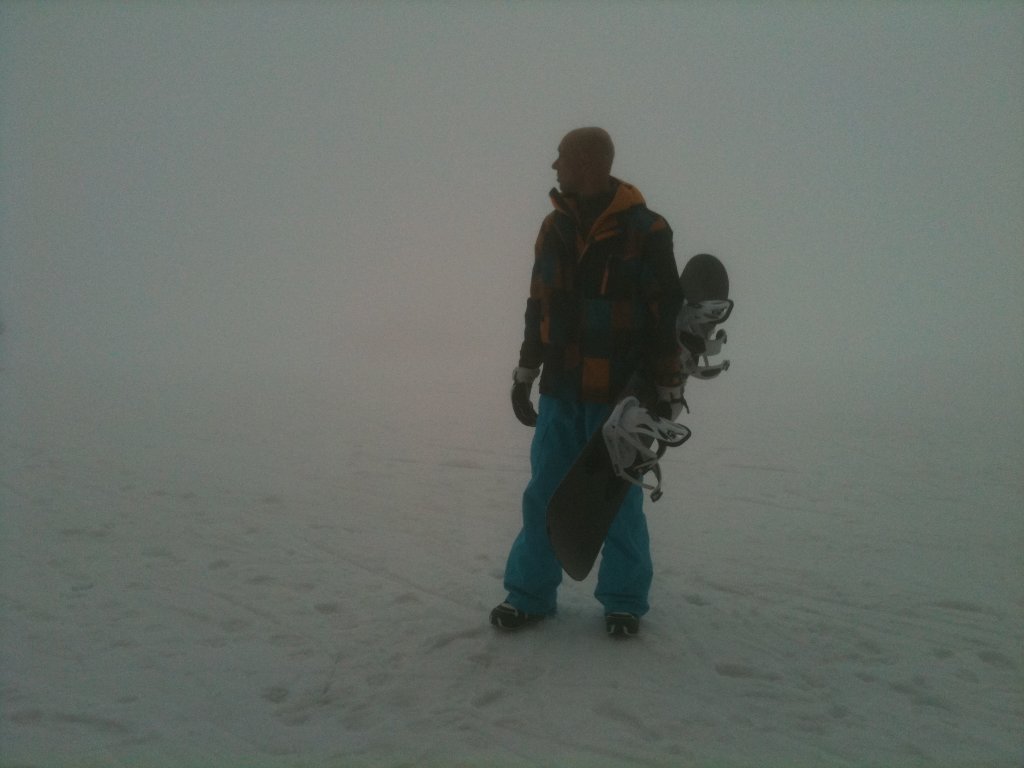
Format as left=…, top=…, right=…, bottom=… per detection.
left=602, top=397, right=691, bottom=501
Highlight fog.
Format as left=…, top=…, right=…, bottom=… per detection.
left=2, top=4, right=1022, bottom=765
left=2, top=2, right=1022, bottom=435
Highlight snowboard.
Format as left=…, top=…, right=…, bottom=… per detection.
left=546, top=253, right=731, bottom=581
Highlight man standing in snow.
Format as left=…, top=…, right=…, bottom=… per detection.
left=492, top=127, right=684, bottom=636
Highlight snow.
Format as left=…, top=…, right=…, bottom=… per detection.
left=1, top=354, right=1021, bottom=768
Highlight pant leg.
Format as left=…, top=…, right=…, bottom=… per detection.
left=588, top=403, right=653, bottom=616
left=594, top=483, right=652, bottom=616
left=502, top=396, right=583, bottom=615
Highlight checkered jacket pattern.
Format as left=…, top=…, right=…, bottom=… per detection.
left=519, top=179, right=683, bottom=404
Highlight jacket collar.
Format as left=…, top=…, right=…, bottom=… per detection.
left=550, top=177, right=645, bottom=231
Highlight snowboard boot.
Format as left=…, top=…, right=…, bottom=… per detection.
left=605, top=612, right=640, bottom=637
left=490, top=602, right=544, bottom=631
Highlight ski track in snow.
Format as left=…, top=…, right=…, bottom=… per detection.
left=1, top=370, right=1022, bottom=767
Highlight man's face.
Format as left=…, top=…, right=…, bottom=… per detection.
left=551, top=139, right=585, bottom=196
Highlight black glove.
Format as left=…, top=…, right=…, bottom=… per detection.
left=511, top=367, right=540, bottom=427
left=654, top=383, right=688, bottom=421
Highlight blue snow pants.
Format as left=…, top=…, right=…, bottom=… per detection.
left=503, top=395, right=653, bottom=617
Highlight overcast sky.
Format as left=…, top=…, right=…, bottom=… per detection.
left=1, top=1, right=1021, bottom=429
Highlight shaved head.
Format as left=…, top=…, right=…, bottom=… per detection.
left=552, top=127, right=615, bottom=197
left=562, top=127, right=615, bottom=174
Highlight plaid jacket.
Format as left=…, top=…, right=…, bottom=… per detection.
left=518, top=179, right=683, bottom=404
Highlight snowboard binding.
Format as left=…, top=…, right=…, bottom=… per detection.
left=677, top=298, right=734, bottom=380
left=602, top=396, right=691, bottom=502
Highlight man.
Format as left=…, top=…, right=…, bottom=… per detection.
left=491, top=128, right=685, bottom=637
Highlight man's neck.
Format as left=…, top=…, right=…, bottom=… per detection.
left=573, top=181, right=617, bottom=234
left=574, top=177, right=613, bottom=200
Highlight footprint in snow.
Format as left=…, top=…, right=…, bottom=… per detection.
left=714, top=661, right=783, bottom=682
left=471, top=689, right=506, bottom=707
left=423, top=626, right=488, bottom=652
left=262, top=686, right=290, bottom=704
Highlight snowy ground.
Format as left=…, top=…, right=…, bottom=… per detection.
left=1, top=357, right=1021, bottom=767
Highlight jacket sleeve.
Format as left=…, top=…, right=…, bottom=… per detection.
left=643, top=219, right=683, bottom=387
left=517, top=218, right=551, bottom=370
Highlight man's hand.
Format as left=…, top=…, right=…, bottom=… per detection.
left=655, top=383, right=688, bottom=421
left=511, top=367, right=540, bottom=427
